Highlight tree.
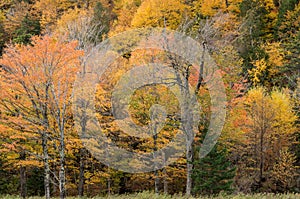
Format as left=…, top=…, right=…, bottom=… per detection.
left=238, top=0, right=277, bottom=83
left=128, top=84, right=180, bottom=194
left=193, top=0, right=226, bottom=17
left=0, top=11, right=6, bottom=55
left=233, top=87, right=297, bottom=191
left=192, top=144, right=236, bottom=195
left=271, top=147, right=298, bottom=192
left=248, top=42, right=284, bottom=87
left=0, top=120, right=43, bottom=198
left=277, top=2, right=300, bottom=89
left=3, top=1, right=32, bottom=37
left=276, top=0, right=299, bottom=32
left=110, top=0, right=141, bottom=34
left=0, top=35, right=83, bottom=198
left=12, top=14, right=41, bottom=44
left=91, top=2, right=111, bottom=41
left=131, top=0, right=187, bottom=29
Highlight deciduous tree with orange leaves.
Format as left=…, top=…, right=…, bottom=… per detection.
left=0, top=35, right=83, bottom=199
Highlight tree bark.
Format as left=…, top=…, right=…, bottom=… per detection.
left=107, top=177, right=111, bottom=195
left=42, top=132, right=51, bottom=199
left=78, top=148, right=85, bottom=197
left=153, top=129, right=159, bottom=194
left=225, top=0, right=229, bottom=8
left=172, top=62, right=194, bottom=196
left=186, top=146, right=193, bottom=195
left=163, top=167, right=168, bottom=194
left=59, top=127, right=66, bottom=199
left=19, top=151, right=26, bottom=199
left=184, top=68, right=194, bottom=196
left=154, top=171, right=159, bottom=194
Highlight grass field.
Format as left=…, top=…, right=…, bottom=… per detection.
left=1, top=192, right=299, bottom=199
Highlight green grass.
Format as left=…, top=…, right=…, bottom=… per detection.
left=1, top=192, right=299, bottom=199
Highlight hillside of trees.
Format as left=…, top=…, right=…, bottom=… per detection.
left=0, top=0, right=299, bottom=198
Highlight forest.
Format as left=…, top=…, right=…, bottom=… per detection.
left=0, top=0, right=299, bottom=198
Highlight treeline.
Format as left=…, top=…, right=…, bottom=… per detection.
left=0, top=0, right=299, bottom=198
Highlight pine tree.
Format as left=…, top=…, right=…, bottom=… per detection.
left=192, top=144, right=236, bottom=195
left=277, top=2, right=300, bottom=89
left=91, top=2, right=111, bottom=42
left=12, top=14, right=41, bottom=44
left=276, top=0, right=299, bottom=30
left=238, top=0, right=269, bottom=81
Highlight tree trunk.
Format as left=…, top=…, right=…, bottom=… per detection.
left=186, top=140, right=193, bottom=196
left=172, top=64, right=194, bottom=196
left=107, top=177, right=111, bottom=195
left=225, top=0, right=229, bottom=8
left=163, top=167, right=168, bottom=195
left=153, top=126, right=159, bottom=194
left=42, top=132, right=51, bottom=199
left=154, top=170, right=159, bottom=194
left=59, top=127, right=66, bottom=199
left=184, top=69, right=194, bottom=196
left=43, top=83, right=51, bottom=199
left=118, top=176, right=127, bottom=194
left=163, top=151, right=167, bottom=194
left=258, top=100, right=266, bottom=189
left=19, top=151, right=26, bottom=199
left=78, top=148, right=85, bottom=197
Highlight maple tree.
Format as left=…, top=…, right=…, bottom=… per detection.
left=0, top=35, right=83, bottom=198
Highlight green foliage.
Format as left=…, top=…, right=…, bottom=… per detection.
left=0, top=11, right=6, bottom=55
left=277, top=2, right=300, bottom=88
left=276, top=0, right=300, bottom=30
left=12, top=15, right=41, bottom=44
left=91, top=2, right=111, bottom=42
left=0, top=158, right=18, bottom=195
left=192, top=144, right=236, bottom=195
left=239, top=0, right=269, bottom=39
left=26, top=168, right=44, bottom=196
left=238, top=0, right=270, bottom=79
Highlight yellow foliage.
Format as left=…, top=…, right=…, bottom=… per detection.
left=193, top=0, right=243, bottom=17
left=34, top=0, right=91, bottom=31
left=248, top=42, right=284, bottom=86
left=227, top=0, right=243, bottom=14
left=110, top=0, right=142, bottom=35
left=3, top=1, right=31, bottom=35
left=230, top=87, right=298, bottom=190
left=272, top=148, right=298, bottom=190
left=248, top=58, right=268, bottom=86
left=34, top=0, right=59, bottom=30
left=264, top=42, right=284, bottom=68
left=198, top=0, right=226, bottom=17
left=244, top=87, right=297, bottom=159
left=131, top=0, right=187, bottom=29
left=56, top=7, right=90, bottom=34
left=270, top=89, right=297, bottom=141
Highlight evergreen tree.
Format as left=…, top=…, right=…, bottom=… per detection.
left=26, top=168, right=45, bottom=197
left=276, top=0, right=300, bottom=29
left=12, top=15, right=41, bottom=45
left=277, top=2, right=300, bottom=89
left=192, top=144, right=236, bottom=195
left=238, top=0, right=269, bottom=81
left=91, top=2, right=111, bottom=43
left=0, top=12, right=6, bottom=55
